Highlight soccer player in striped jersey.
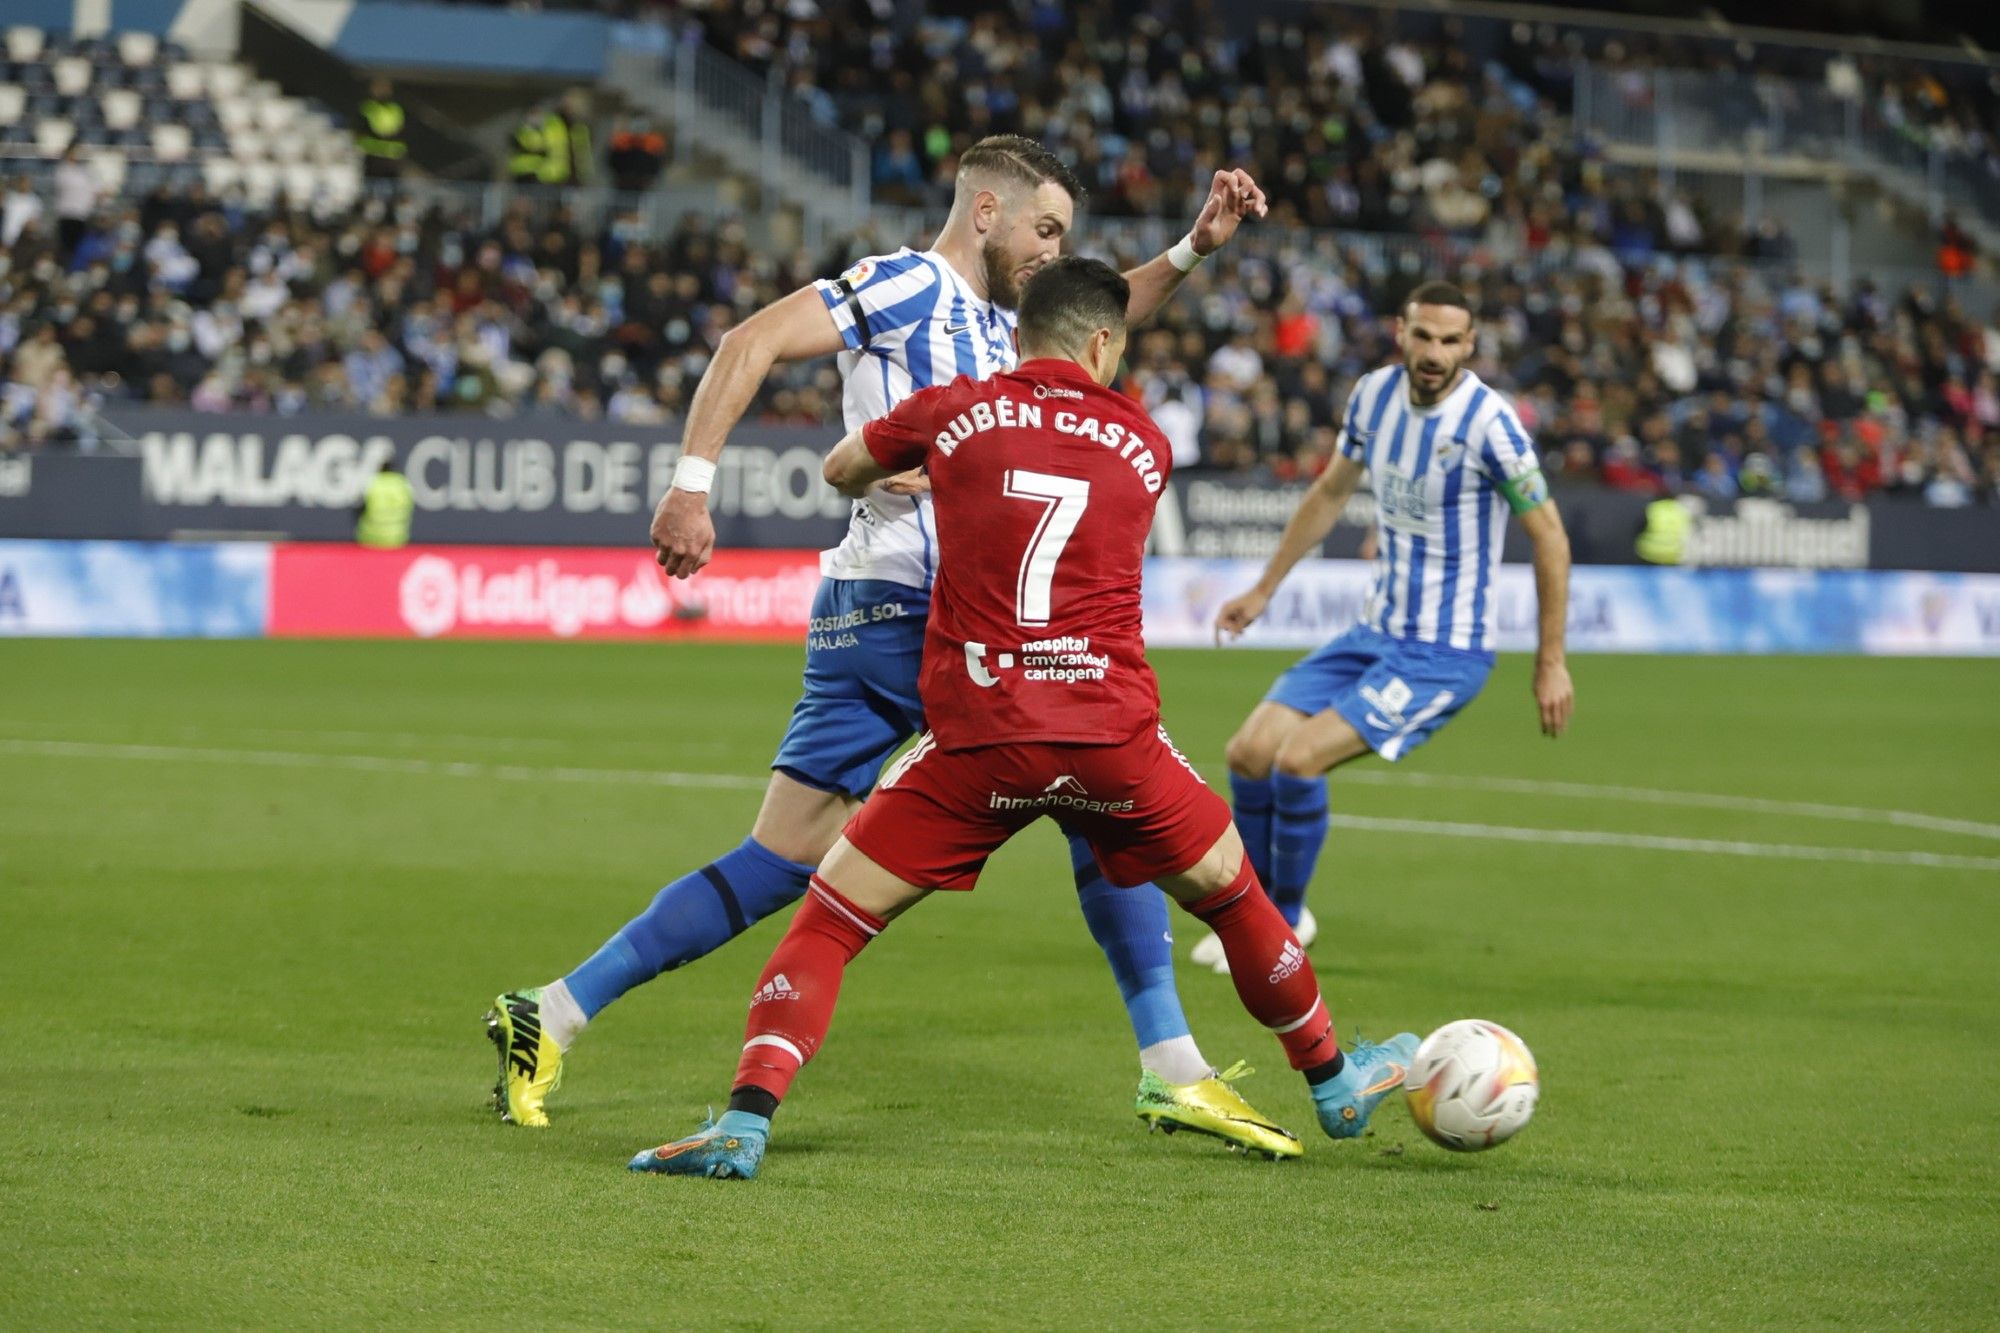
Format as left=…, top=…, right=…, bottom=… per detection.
left=1193, top=281, right=1575, bottom=970
left=488, top=136, right=1294, bottom=1153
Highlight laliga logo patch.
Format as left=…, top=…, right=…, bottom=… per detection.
left=841, top=259, right=875, bottom=288
left=399, top=555, right=459, bottom=638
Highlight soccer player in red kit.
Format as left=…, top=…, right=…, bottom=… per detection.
left=631, top=259, right=1419, bottom=1180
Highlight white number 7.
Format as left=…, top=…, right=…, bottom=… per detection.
left=1003, top=469, right=1090, bottom=627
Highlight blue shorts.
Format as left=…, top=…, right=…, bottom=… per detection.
left=1264, top=624, right=1494, bottom=762
left=771, top=577, right=930, bottom=798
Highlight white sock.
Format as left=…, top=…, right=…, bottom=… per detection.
left=1140, top=1036, right=1212, bottom=1085
left=539, top=978, right=588, bottom=1051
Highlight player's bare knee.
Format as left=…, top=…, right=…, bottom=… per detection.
left=751, top=776, right=854, bottom=864
left=1223, top=726, right=1275, bottom=778
left=1270, top=740, right=1327, bottom=780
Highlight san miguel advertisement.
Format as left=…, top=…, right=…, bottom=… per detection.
left=267, top=545, right=820, bottom=640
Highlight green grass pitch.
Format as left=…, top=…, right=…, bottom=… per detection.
left=3, top=640, right=1997, bottom=1327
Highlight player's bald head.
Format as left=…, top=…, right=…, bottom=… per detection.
left=1017, top=257, right=1128, bottom=360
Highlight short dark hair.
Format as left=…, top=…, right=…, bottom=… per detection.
left=1017, top=257, right=1129, bottom=357
left=1405, top=280, right=1475, bottom=319
left=957, top=134, right=1086, bottom=204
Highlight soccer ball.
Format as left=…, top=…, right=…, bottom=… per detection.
left=1402, top=1019, right=1539, bottom=1152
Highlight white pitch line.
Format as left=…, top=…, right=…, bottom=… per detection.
left=6, top=736, right=1996, bottom=874
left=1337, top=769, right=2000, bottom=843
left=1332, top=814, right=2000, bottom=874
left=0, top=738, right=769, bottom=792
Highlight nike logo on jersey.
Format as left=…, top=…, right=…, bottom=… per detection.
left=943, top=323, right=971, bottom=335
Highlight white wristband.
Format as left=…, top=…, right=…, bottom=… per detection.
left=671, top=455, right=716, bottom=495
left=1167, top=232, right=1206, bottom=273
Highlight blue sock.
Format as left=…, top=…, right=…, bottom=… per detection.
left=1229, top=771, right=1276, bottom=894
left=1067, top=833, right=1190, bottom=1050
left=1269, top=772, right=1330, bottom=927
left=564, top=838, right=815, bottom=1018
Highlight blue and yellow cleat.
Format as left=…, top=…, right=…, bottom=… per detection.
left=484, top=989, right=563, bottom=1128
left=628, top=1110, right=769, bottom=1180
left=1136, top=1061, right=1302, bottom=1161
left=1312, top=1034, right=1420, bottom=1140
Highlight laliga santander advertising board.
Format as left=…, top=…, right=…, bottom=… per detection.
left=267, top=545, right=821, bottom=640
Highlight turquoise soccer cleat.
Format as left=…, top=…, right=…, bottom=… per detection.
left=1312, top=1033, right=1421, bottom=1140
left=628, top=1110, right=770, bottom=1180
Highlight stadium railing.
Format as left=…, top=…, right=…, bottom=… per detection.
left=1574, top=62, right=2000, bottom=234
left=603, top=23, right=870, bottom=249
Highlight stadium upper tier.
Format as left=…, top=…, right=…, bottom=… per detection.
left=2, top=187, right=1994, bottom=508
left=668, top=0, right=2000, bottom=232
left=0, top=26, right=364, bottom=205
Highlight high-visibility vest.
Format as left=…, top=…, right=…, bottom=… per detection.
left=1636, top=497, right=1692, bottom=565
left=539, top=114, right=571, bottom=185
left=357, top=471, right=414, bottom=548
left=358, top=99, right=407, bottom=160
left=510, top=120, right=546, bottom=182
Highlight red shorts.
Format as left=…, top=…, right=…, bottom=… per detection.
left=842, top=722, right=1233, bottom=891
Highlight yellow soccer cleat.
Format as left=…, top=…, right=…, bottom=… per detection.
left=485, top=988, right=564, bottom=1128
left=1135, top=1061, right=1303, bottom=1160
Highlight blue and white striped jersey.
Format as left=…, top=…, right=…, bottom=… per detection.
left=1337, top=364, right=1546, bottom=654
left=812, top=248, right=1018, bottom=590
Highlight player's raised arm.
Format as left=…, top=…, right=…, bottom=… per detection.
left=651, top=285, right=848, bottom=578
left=1214, top=453, right=1365, bottom=644
left=1123, top=169, right=1268, bottom=327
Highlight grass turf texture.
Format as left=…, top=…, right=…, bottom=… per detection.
left=3, top=640, right=1997, bottom=1328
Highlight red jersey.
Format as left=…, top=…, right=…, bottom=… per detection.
left=861, top=357, right=1172, bottom=751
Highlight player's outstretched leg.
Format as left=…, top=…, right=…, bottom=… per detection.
left=488, top=835, right=817, bottom=1128
left=1163, top=839, right=1415, bottom=1142
left=1067, top=834, right=1299, bottom=1159
left=632, top=864, right=906, bottom=1181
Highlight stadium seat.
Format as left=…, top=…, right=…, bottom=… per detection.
left=232, top=128, right=267, bottom=161
left=101, top=88, right=141, bottom=131
left=282, top=162, right=320, bottom=202
left=34, top=117, right=73, bottom=156
left=0, top=84, right=23, bottom=127
left=240, top=160, right=279, bottom=204
left=5, top=27, right=44, bottom=64
left=321, top=160, right=360, bottom=204
left=206, top=64, right=244, bottom=99
left=88, top=148, right=125, bottom=194
left=117, top=32, right=158, bottom=68
left=255, top=98, right=298, bottom=133
left=53, top=57, right=91, bottom=98
left=200, top=155, right=240, bottom=194
left=165, top=62, right=203, bottom=101
left=214, top=96, right=253, bottom=132
left=150, top=122, right=191, bottom=162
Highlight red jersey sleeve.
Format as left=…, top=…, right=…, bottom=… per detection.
left=861, top=383, right=952, bottom=472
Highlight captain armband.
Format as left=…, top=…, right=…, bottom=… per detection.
left=1497, top=469, right=1550, bottom=515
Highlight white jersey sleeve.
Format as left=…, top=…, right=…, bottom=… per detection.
left=813, top=250, right=943, bottom=356
left=1471, top=395, right=1548, bottom=514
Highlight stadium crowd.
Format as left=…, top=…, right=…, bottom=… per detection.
left=4, top=186, right=1997, bottom=506
left=681, top=0, right=2000, bottom=236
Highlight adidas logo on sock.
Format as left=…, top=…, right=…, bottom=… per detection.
left=751, top=973, right=802, bottom=1006
left=1269, top=940, right=1305, bottom=984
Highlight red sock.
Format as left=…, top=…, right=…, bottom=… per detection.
left=731, top=875, right=885, bottom=1104
left=1182, top=860, right=1341, bottom=1070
